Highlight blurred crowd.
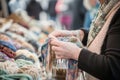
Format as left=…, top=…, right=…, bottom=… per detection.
left=4, top=0, right=100, bottom=30
left=0, top=0, right=100, bottom=79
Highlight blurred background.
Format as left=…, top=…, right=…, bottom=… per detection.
left=0, top=0, right=100, bottom=47
left=0, top=0, right=100, bottom=79
left=0, top=0, right=99, bottom=30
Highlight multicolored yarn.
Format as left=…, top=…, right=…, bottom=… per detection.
left=18, top=65, right=42, bottom=80
left=40, top=39, right=49, bottom=66
left=16, top=49, right=40, bottom=68
left=15, top=59, right=33, bottom=67
left=0, top=74, right=33, bottom=80
left=0, top=69, right=8, bottom=75
left=15, top=54, right=35, bottom=63
left=0, top=52, right=11, bottom=62
left=41, top=37, right=83, bottom=80
left=0, top=60, right=19, bottom=74
left=0, top=45, right=16, bottom=58
left=0, top=40, right=17, bottom=52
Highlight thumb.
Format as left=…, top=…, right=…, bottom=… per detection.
left=49, top=34, right=57, bottom=40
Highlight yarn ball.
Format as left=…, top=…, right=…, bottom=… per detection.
left=15, top=59, right=33, bottom=67
left=18, top=65, right=42, bottom=80
left=0, top=60, right=19, bottom=74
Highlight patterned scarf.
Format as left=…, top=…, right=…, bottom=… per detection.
left=87, top=0, right=119, bottom=47
left=46, top=37, right=84, bottom=80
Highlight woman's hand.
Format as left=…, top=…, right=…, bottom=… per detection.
left=49, top=30, right=84, bottom=41
left=50, top=38, right=82, bottom=60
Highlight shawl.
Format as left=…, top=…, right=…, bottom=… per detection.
left=85, top=0, right=120, bottom=80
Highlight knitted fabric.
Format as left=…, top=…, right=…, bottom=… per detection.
left=41, top=37, right=83, bottom=80
left=56, top=37, right=83, bottom=80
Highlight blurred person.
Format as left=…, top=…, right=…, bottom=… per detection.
left=26, top=0, right=43, bottom=20
left=55, top=0, right=74, bottom=30
left=83, top=0, right=99, bottom=30
left=70, top=0, right=87, bottom=30
left=49, top=0, right=120, bottom=80
left=47, top=0, right=57, bottom=21
left=9, top=0, right=30, bottom=13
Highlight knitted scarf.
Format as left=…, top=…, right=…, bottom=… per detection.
left=85, top=0, right=120, bottom=80
left=46, top=37, right=84, bottom=80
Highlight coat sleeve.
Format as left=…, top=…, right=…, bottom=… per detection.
left=78, top=9, right=120, bottom=80
left=80, top=29, right=88, bottom=46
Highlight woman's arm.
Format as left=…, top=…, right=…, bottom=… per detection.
left=78, top=9, right=120, bottom=80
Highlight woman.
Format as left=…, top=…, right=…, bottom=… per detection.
left=49, top=0, right=120, bottom=80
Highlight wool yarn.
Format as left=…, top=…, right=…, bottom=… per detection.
left=0, top=69, right=8, bottom=75
left=0, top=52, right=11, bottom=62
left=0, top=45, right=16, bottom=58
left=15, top=59, right=33, bottom=67
left=0, top=74, right=33, bottom=80
left=15, top=54, right=35, bottom=63
left=18, top=65, right=41, bottom=80
left=16, top=49, right=40, bottom=68
left=0, top=60, right=19, bottom=74
left=0, top=40, right=17, bottom=52
left=0, top=34, right=13, bottom=44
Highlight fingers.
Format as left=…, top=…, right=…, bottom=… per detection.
left=52, top=46, right=61, bottom=52
left=48, top=30, right=62, bottom=38
left=50, top=39, right=63, bottom=46
left=56, top=55, right=62, bottom=59
left=49, top=35, right=57, bottom=40
left=48, top=30, right=72, bottom=38
left=48, top=34, right=56, bottom=39
left=55, top=52, right=65, bottom=59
